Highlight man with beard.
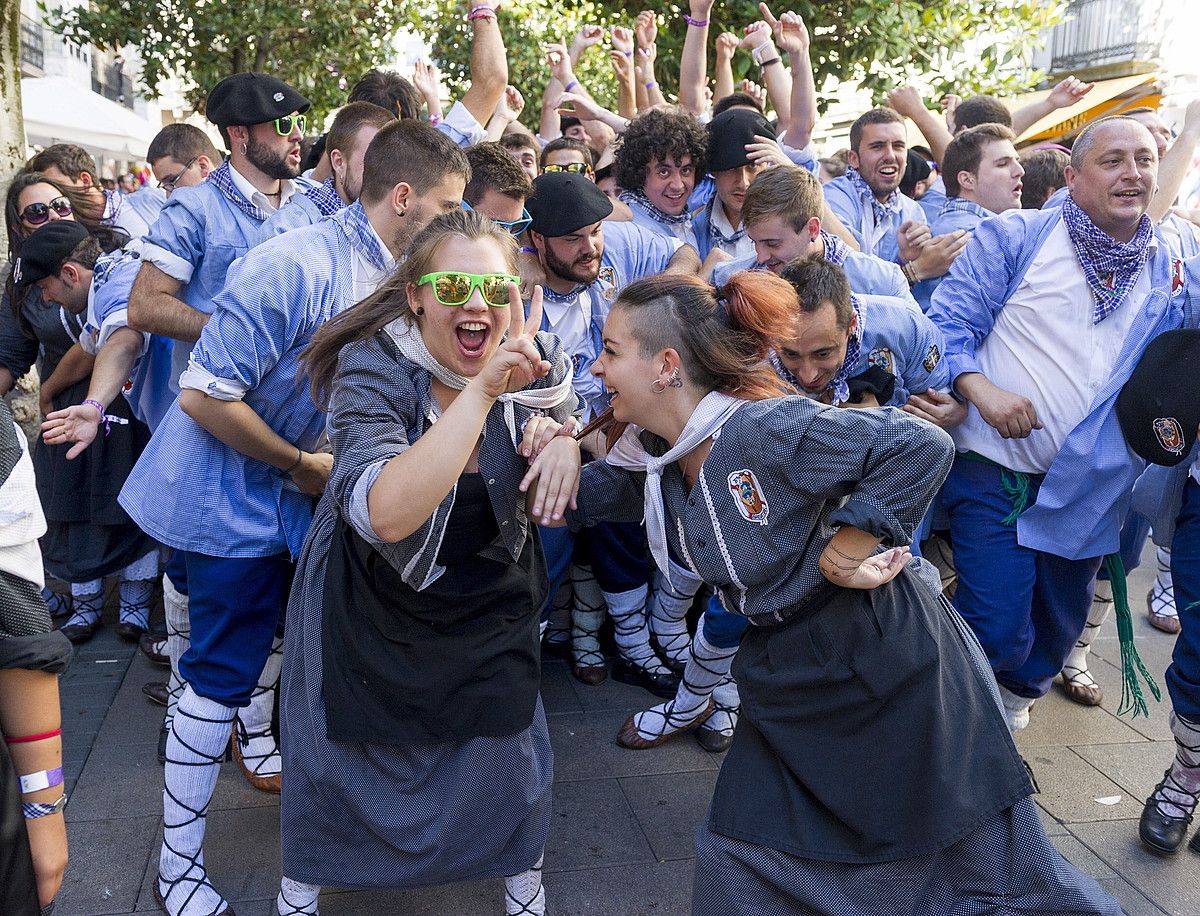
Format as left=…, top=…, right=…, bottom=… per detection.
left=118, top=120, right=470, bottom=916
left=927, top=117, right=1189, bottom=736
left=525, top=172, right=700, bottom=699
left=257, top=101, right=394, bottom=241
left=823, top=108, right=931, bottom=267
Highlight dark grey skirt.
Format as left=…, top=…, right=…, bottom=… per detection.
left=692, top=796, right=1121, bottom=915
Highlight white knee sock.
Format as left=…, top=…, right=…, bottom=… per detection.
left=648, top=561, right=701, bottom=667
left=505, top=855, right=545, bottom=915
left=569, top=564, right=605, bottom=670
left=164, top=574, right=191, bottom=727
left=605, top=583, right=670, bottom=674
left=236, top=635, right=283, bottom=779
left=701, top=678, right=741, bottom=738
left=64, top=579, right=103, bottom=628
left=118, top=550, right=160, bottom=630
left=277, top=877, right=320, bottom=915
left=628, top=631, right=736, bottom=741
left=1061, top=584, right=1113, bottom=687
left=159, top=687, right=235, bottom=915
left=1152, top=712, right=1200, bottom=820
left=1150, top=547, right=1177, bottom=618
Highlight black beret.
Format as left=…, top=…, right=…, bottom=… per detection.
left=1116, top=329, right=1200, bottom=466
left=13, top=221, right=90, bottom=288
left=206, top=73, right=311, bottom=128
left=527, top=172, right=613, bottom=237
left=706, top=108, right=777, bottom=173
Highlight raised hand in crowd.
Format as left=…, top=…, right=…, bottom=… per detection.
left=745, top=134, right=792, bottom=169
left=569, top=24, right=605, bottom=64
left=940, top=92, right=961, bottom=133
left=486, top=85, right=525, bottom=140
left=739, top=80, right=768, bottom=111
left=412, top=60, right=444, bottom=120
left=634, top=10, right=657, bottom=48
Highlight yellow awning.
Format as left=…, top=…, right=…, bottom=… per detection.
left=1016, top=73, right=1159, bottom=144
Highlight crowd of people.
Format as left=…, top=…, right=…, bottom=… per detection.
left=3, top=1, right=1200, bottom=914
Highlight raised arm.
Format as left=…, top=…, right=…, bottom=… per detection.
left=713, top=32, right=738, bottom=103
left=485, top=86, right=526, bottom=141
left=1150, top=98, right=1200, bottom=223
left=457, top=0, right=509, bottom=128
left=679, top=0, right=715, bottom=116
left=740, top=14, right=791, bottom=125
left=887, top=85, right=953, bottom=164
left=1010, top=75, right=1093, bottom=138
left=610, top=26, right=638, bottom=119
left=763, top=5, right=815, bottom=149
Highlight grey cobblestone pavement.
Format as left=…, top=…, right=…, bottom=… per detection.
left=51, top=555, right=1199, bottom=915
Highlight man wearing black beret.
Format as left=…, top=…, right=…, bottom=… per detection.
left=691, top=107, right=780, bottom=261
left=525, top=170, right=701, bottom=704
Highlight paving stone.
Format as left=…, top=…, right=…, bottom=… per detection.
left=92, top=673, right=171, bottom=748
left=540, top=658, right=584, bottom=716
left=55, top=815, right=158, bottom=916
left=1095, top=877, right=1169, bottom=916
left=569, top=666, right=674, bottom=713
left=1085, top=654, right=1175, bottom=742
left=1069, top=820, right=1200, bottom=916
left=545, top=778, right=656, bottom=872
left=1073, top=741, right=1178, bottom=803
left=1014, top=682, right=1147, bottom=749
left=549, top=710, right=721, bottom=783
left=1020, top=746, right=1142, bottom=823
left=134, top=805, right=283, bottom=909
left=1036, top=801, right=1071, bottom=836
left=544, top=859, right=694, bottom=916
left=620, top=771, right=719, bottom=860
left=317, top=878, right=501, bottom=916
left=65, top=741, right=163, bottom=822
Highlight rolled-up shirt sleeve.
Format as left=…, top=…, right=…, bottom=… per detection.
left=436, top=100, right=487, bottom=148
left=136, top=193, right=207, bottom=283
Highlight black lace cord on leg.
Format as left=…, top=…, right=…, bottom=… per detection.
left=160, top=707, right=234, bottom=916
left=119, top=577, right=156, bottom=630
left=504, top=858, right=544, bottom=916
left=235, top=639, right=282, bottom=776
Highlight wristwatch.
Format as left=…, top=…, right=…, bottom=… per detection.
left=22, top=793, right=68, bottom=819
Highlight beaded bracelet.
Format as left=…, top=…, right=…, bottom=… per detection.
left=683, top=14, right=708, bottom=27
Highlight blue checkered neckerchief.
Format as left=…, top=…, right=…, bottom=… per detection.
left=845, top=166, right=900, bottom=227
left=706, top=195, right=745, bottom=248
left=91, top=248, right=131, bottom=291
left=1062, top=193, right=1153, bottom=324
left=332, top=200, right=390, bottom=272
left=938, top=196, right=991, bottom=222
left=770, top=295, right=864, bottom=406
left=541, top=284, right=585, bottom=304
left=305, top=178, right=343, bottom=217
left=206, top=160, right=268, bottom=223
left=820, top=230, right=848, bottom=266
left=619, top=189, right=692, bottom=226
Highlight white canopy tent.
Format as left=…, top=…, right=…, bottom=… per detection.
left=22, top=76, right=161, bottom=162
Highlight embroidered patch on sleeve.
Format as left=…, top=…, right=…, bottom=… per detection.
left=923, top=343, right=941, bottom=373
left=727, top=469, right=769, bottom=525
left=867, top=347, right=894, bottom=374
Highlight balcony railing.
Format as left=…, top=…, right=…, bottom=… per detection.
left=19, top=14, right=45, bottom=73
left=92, top=61, right=134, bottom=109
left=1049, top=0, right=1163, bottom=73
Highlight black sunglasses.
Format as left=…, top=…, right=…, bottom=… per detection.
left=20, top=197, right=73, bottom=226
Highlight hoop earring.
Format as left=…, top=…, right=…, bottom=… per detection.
left=650, top=378, right=667, bottom=393
left=650, top=369, right=682, bottom=393
left=242, top=142, right=248, bottom=156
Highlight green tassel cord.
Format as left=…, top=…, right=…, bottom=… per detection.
left=998, top=469, right=1034, bottom=526
left=1103, top=553, right=1162, bottom=719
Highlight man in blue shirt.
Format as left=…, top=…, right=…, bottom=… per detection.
left=928, top=116, right=1191, bottom=734
left=823, top=108, right=928, bottom=265
left=120, top=120, right=470, bottom=916
left=257, top=101, right=393, bottom=241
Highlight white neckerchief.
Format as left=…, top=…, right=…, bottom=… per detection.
left=384, top=316, right=575, bottom=446
left=606, top=391, right=743, bottom=586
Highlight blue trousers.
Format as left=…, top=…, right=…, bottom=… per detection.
left=178, top=551, right=292, bottom=707
left=942, top=455, right=1102, bottom=700
left=1169, top=479, right=1200, bottom=720
left=539, top=521, right=650, bottom=613
left=1097, top=510, right=1151, bottom=581
left=702, top=593, right=750, bottom=650
left=163, top=549, right=188, bottom=595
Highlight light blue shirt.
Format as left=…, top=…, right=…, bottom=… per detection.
left=254, top=193, right=328, bottom=244
left=711, top=248, right=918, bottom=310
left=823, top=175, right=926, bottom=264
left=136, top=178, right=272, bottom=391
left=853, top=293, right=950, bottom=405
left=86, top=252, right=176, bottom=431
left=927, top=207, right=1195, bottom=560
left=119, top=204, right=395, bottom=559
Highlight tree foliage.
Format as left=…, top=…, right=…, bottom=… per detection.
left=404, top=0, right=1065, bottom=124
left=43, top=0, right=411, bottom=119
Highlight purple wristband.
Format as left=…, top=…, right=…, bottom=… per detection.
left=83, top=399, right=107, bottom=433
left=564, top=79, right=579, bottom=92
left=683, top=14, right=708, bottom=27
left=645, top=81, right=658, bottom=89
left=520, top=246, right=538, bottom=255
